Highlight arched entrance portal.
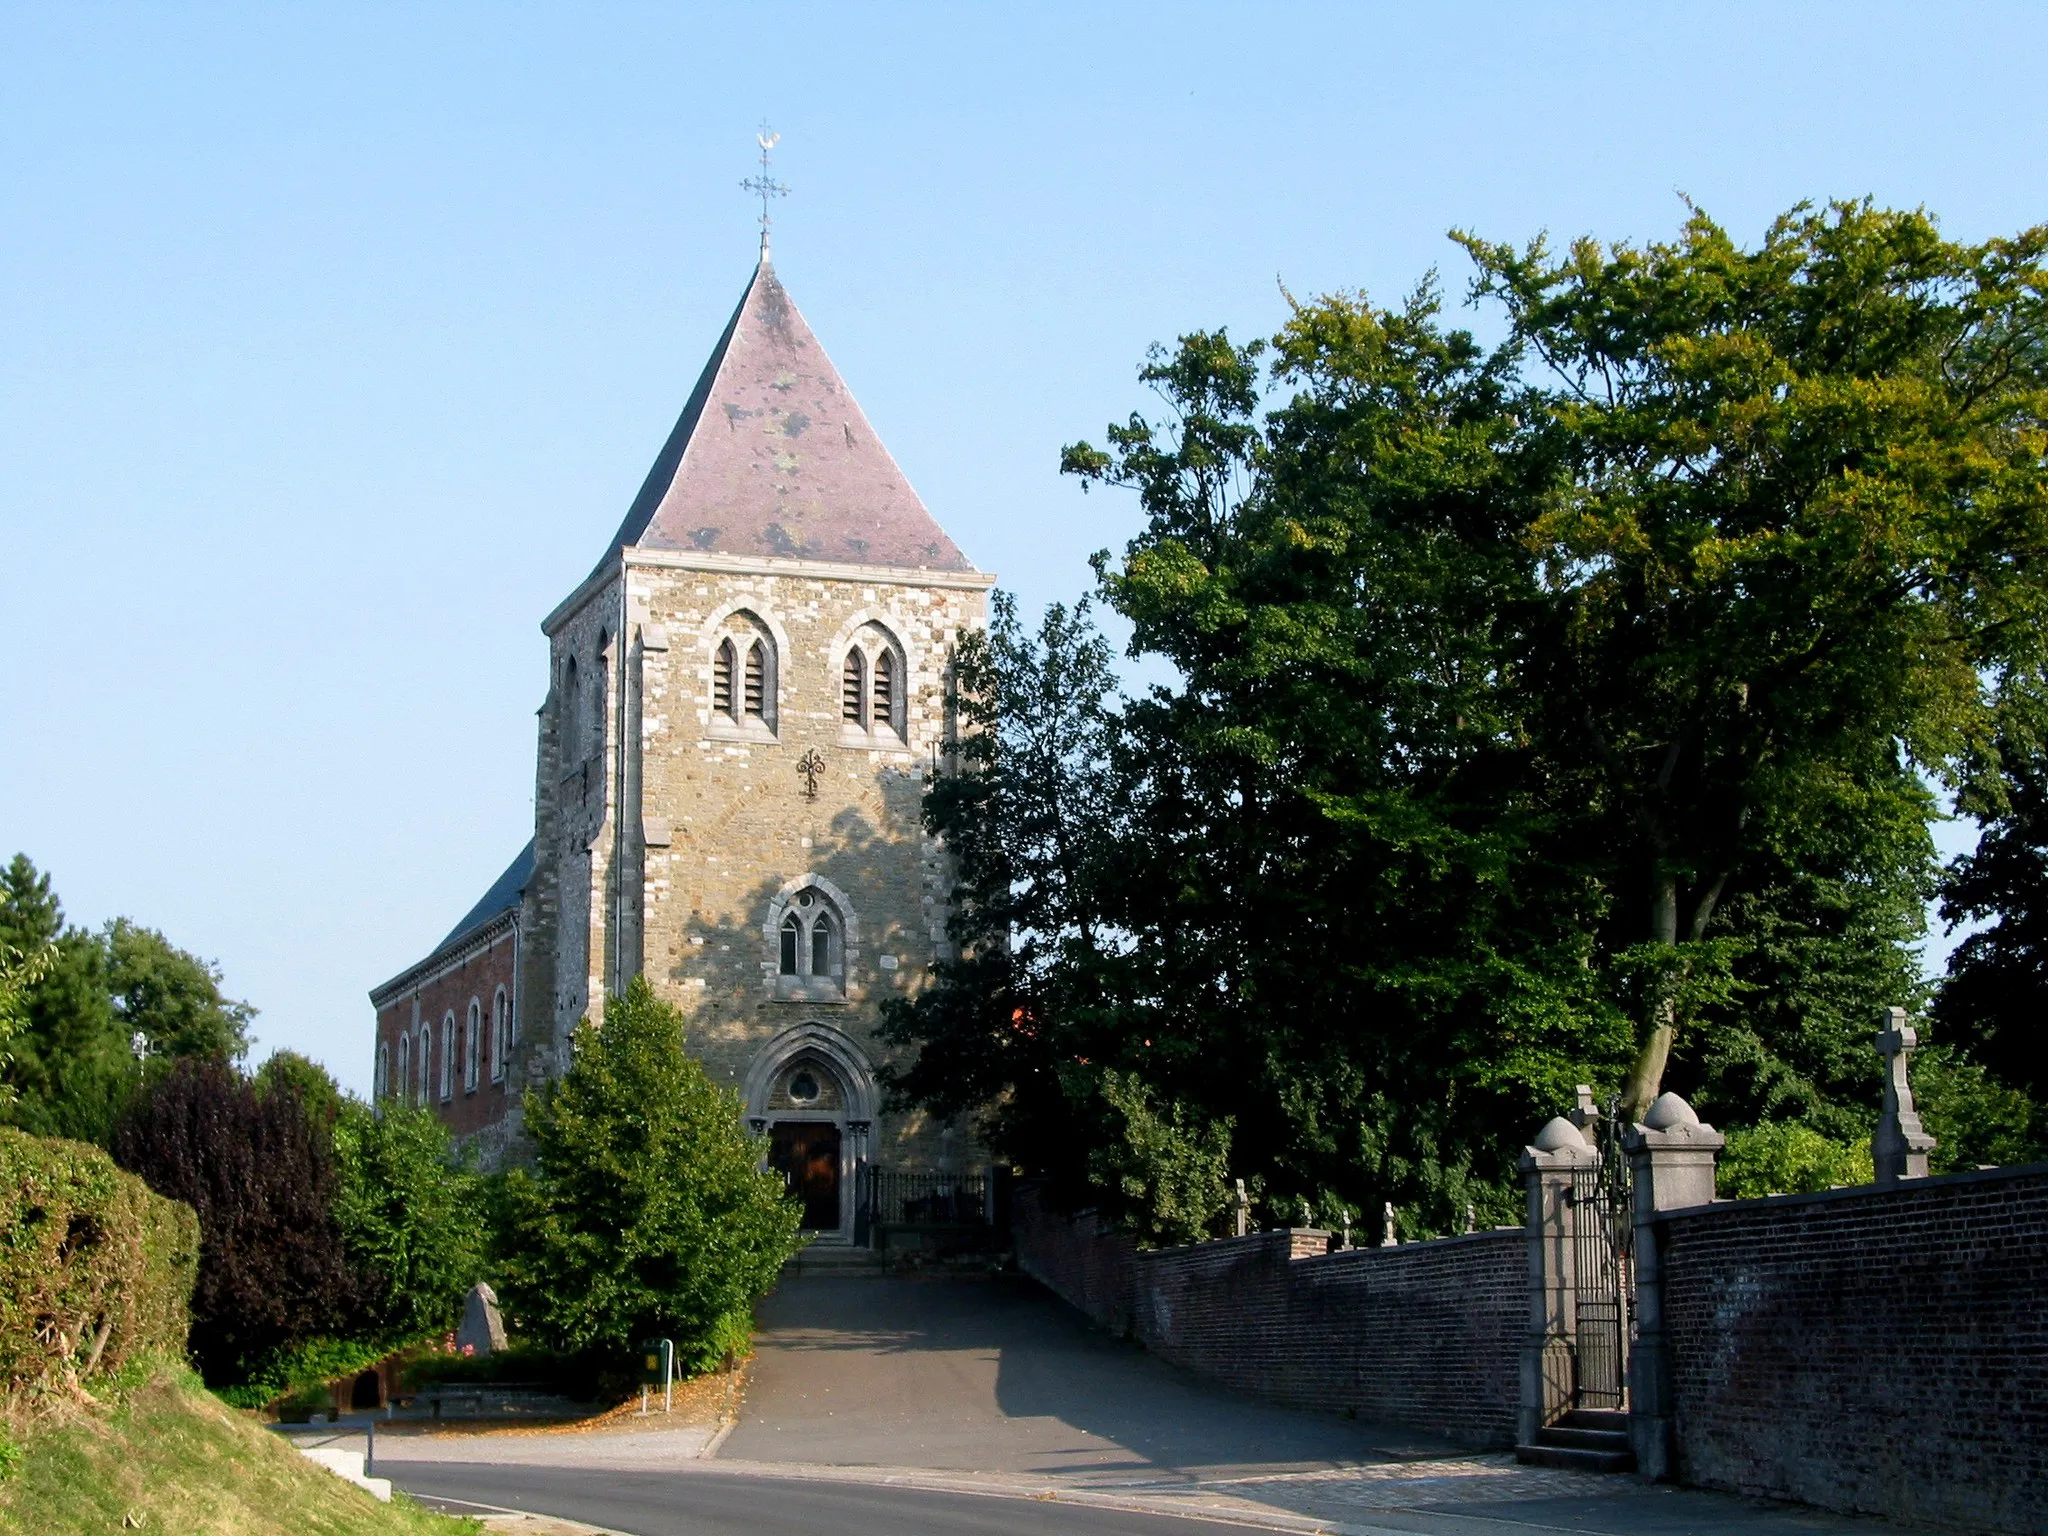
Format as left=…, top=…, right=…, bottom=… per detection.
left=743, top=1023, right=877, bottom=1242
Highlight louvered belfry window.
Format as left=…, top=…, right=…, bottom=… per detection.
left=744, top=641, right=767, bottom=718
left=842, top=649, right=865, bottom=722
left=872, top=650, right=896, bottom=731
left=713, top=639, right=736, bottom=719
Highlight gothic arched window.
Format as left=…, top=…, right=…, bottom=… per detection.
left=709, top=612, right=777, bottom=736
left=840, top=624, right=907, bottom=743
left=396, top=1032, right=409, bottom=1103
left=714, top=639, right=737, bottom=719
left=776, top=887, right=845, bottom=995
left=375, top=1040, right=389, bottom=1102
left=416, top=1024, right=431, bottom=1107
left=842, top=649, right=865, bottom=723
left=439, top=1013, right=455, bottom=1103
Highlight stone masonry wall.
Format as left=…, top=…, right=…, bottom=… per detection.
left=623, top=555, right=989, bottom=1167
left=1654, top=1163, right=2048, bottom=1534
left=1015, top=1189, right=1524, bottom=1448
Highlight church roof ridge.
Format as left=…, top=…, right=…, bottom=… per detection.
left=595, top=255, right=976, bottom=576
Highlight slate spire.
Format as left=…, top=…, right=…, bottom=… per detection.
left=601, top=255, right=974, bottom=573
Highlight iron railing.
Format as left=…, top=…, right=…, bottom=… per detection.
left=859, top=1167, right=988, bottom=1227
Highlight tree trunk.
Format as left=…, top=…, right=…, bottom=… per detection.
left=1620, top=872, right=1681, bottom=1123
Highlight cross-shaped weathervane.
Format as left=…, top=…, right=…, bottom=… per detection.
left=741, top=122, right=789, bottom=252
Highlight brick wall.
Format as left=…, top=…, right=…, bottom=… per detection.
left=1015, top=1190, right=1524, bottom=1448
left=371, top=924, right=519, bottom=1138
left=1655, top=1163, right=2048, bottom=1533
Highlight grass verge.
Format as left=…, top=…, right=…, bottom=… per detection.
left=0, top=1366, right=476, bottom=1536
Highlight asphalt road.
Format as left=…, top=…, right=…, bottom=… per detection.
left=392, top=1465, right=1254, bottom=1536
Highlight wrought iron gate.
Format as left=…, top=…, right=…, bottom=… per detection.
left=1567, top=1114, right=1635, bottom=1409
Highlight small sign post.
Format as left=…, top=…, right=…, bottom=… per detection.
left=638, top=1337, right=675, bottom=1415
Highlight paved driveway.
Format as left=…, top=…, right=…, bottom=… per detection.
left=373, top=1274, right=1924, bottom=1535
left=720, top=1273, right=1418, bottom=1477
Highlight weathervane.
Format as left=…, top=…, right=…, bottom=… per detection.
left=740, top=122, right=789, bottom=256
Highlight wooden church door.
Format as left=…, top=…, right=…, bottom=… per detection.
left=769, top=1122, right=842, bottom=1230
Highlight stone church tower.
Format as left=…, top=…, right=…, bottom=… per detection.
left=370, top=247, right=992, bottom=1239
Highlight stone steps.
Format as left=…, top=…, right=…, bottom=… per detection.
left=1515, top=1408, right=1635, bottom=1474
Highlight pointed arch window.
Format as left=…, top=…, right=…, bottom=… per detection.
left=713, top=639, right=737, bottom=719
left=708, top=612, right=777, bottom=736
left=744, top=641, right=767, bottom=718
left=842, top=649, right=866, bottom=723
left=775, top=886, right=845, bottom=995
left=439, top=1013, right=455, bottom=1102
left=376, top=1040, right=390, bottom=1102
left=416, top=1025, right=432, bottom=1107
left=839, top=624, right=907, bottom=743
left=396, top=1032, right=410, bottom=1103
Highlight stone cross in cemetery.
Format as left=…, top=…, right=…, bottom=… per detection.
left=1872, top=1006, right=1937, bottom=1186
left=456, top=1281, right=508, bottom=1355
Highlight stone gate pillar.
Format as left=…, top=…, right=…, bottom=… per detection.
left=1519, top=1116, right=1596, bottom=1447
left=1624, top=1091, right=1723, bottom=1480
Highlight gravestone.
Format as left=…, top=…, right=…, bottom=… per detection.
left=456, top=1282, right=508, bottom=1355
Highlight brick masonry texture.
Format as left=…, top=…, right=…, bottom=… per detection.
left=1656, top=1163, right=2048, bottom=1533
left=371, top=927, right=517, bottom=1137
left=1014, top=1188, right=1524, bottom=1448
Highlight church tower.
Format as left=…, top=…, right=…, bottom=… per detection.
left=499, top=249, right=991, bottom=1233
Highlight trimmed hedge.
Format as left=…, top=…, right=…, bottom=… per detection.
left=0, top=1127, right=198, bottom=1398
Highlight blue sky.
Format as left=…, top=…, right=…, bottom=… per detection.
left=3, top=4, right=2042, bottom=1095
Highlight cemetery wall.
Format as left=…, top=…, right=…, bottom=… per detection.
left=1013, top=1189, right=1524, bottom=1447
left=1654, top=1162, right=2048, bottom=1534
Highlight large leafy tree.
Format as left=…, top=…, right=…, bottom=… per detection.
left=112, top=1057, right=359, bottom=1384
left=1456, top=203, right=2048, bottom=1117
left=890, top=199, right=2047, bottom=1234
left=495, top=977, right=800, bottom=1374
left=878, top=593, right=1129, bottom=1202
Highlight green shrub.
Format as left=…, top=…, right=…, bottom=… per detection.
left=212, top=1333, right=399, bottom=1412
left=330, top=1098, right=486, bottom=1343
left=1717, top=1121, right=1874, bottom=1199
left=0, top=1127, right=197, bottom=1400
left=495, top=977, right=801, bottom=1376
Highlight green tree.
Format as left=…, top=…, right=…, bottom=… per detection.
left=1088, top=1070, right=1234, bottom=1248
left=0, top=855, right=130, bottom=1144
left=254, top=1049, right=344, bottom=1130
left=1064, top=295, right=1634, bottom=1232
left=878, top=593, right=1133, bottom=1202
left=1933, top=732, right=2048, bottom=1103
left=106, top=919, right=252, bottom=1065
left=495, top=977, right=800, bottom=1374
left=331, top=1097, right=487, bottom=1343
left=1455, top=202, right=2048, bottom=1119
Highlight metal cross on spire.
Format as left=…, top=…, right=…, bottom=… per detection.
left=740, top=122, right=789, bottom=258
